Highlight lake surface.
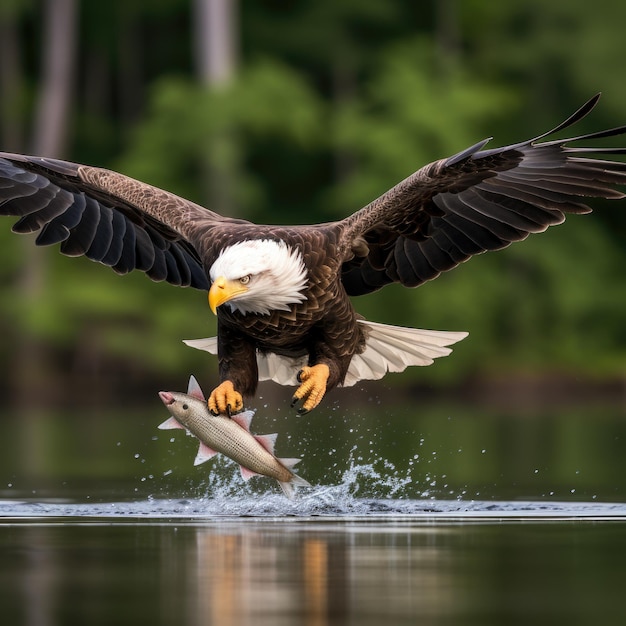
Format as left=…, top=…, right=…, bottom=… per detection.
left=1, top=399, right=625, bottom=624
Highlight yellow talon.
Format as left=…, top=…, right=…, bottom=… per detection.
left=208, top=380, right=244, bottom=416
left=291, top=364, right=330, bottom=414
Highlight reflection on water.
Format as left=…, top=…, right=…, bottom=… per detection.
left=1, top=401, right=626, bottom=624
left=193, top=528, right=346, bottom=626
left=2, top=517, right=626, bottom=626
left=191, top=523, right=441, bottom=626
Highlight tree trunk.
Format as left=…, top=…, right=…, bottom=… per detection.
left=0, top=6, right=25, bottom=151
left=193, top=0, right=240, bottom=216
left=32, top=0, right=79, bottom=157
left=435, top=0, right=461, bottom=72
left=194, top=0, right=238, bottom=86
left=13, top=0, right=79, bottom=408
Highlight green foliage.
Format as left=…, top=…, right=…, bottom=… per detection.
left=328, top=39, right=515, bottom=213
left=118, top=59, right=327, bottom=220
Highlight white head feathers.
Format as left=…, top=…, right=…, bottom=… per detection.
left=209, top=239, right=308, bottom=315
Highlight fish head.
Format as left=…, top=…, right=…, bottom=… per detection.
left=158, top=390, right=207, bottom=426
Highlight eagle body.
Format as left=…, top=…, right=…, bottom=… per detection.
left=201, top=224, right=368, bottom=398
left=1, top=94, right=626, bottom=413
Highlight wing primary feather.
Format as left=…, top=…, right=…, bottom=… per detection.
left=526, top=93, right=601, bottom=142
left=444, top=137, right=492, bottom=166
left=84, top=204, right=114, bottom=261
left=60, top=196, right=101, bottom=257
left=133, top=227, right=156, bottom=272
left=100, top=210, right=128, bottom=267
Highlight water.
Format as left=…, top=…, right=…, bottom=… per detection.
left=1, top=399, right=625, bottom=624
left=2, top=499, right=626, bottom=626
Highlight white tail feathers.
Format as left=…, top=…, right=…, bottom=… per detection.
left=344, top=320, right=468, bottom=386
left=184, top=319, right=468, bottom=388
left=184, top=336, right=218, bottom=353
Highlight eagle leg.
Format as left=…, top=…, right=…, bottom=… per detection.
left=208, top=380, right=244, bottom=416
left=291, top=364, right=330, bottom=414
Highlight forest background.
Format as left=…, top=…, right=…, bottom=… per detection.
left=0, top=0, right=625, bottom=409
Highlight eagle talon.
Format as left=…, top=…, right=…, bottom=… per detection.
left=289, top=395, right=310, bottom=415
left=208, top=380, right=244, bottom=416
left=291, top=364, right=330, bottom=414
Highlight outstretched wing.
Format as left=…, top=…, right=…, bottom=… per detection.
left=340, top=94, right=626, bottom=296
left=0, top=153, right=238, bottom=289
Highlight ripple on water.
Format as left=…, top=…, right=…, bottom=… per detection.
left=2, top=458, right=626, bottom=521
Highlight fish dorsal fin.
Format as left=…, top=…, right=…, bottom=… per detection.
left=277, top=457, right=301, bottom=470
left=158, top=416, right=186, bottom=430
left=187, top=375, right=205, bottom=401
left=254, top=433, right=278, bottom=455
left=240, top=465, right=261, bottom=481
left=231, top=410, right=255, bottom=432
left=194, top=442, right=219, bottom=466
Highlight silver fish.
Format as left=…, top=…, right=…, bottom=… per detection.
left=158, top=376, right=310, bottom=498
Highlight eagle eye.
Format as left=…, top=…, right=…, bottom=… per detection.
left=239, top=275, right=251, bottom=285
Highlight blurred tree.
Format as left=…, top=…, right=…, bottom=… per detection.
left=0, top=0, right=624, bottom=407
left=194, top=0, right=240, bottom=215
left=0, top=1, right=29, bottom=152
left=11, top=0, right=79, bottom=407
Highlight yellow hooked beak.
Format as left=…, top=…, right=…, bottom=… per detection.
left=208, top=276, right=249, bottom=314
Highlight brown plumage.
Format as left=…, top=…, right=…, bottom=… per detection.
left=1, top=94, right=625, bottom=413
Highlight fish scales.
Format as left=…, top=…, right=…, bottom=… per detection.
left=186, top=408, right=292, bottom=481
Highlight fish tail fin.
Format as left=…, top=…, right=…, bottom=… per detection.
left=278, top=473, right=311, bottom=500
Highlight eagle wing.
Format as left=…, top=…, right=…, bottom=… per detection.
left=340, top=94, right=626, bottom=296
left=0, top=153, right=245, bottom=290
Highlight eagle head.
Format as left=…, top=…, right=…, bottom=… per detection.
left=208, top=239, right=308, bottom=316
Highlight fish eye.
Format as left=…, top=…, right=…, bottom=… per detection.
left=182, top=403, right=189, bottom=410
left=239, top=275, right=251, bottom=285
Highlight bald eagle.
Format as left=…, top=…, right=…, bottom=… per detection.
left=1, top=94, right=625, bottom=414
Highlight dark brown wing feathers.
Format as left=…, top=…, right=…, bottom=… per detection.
left=0, top=154, right=211, bottom=289
left=1, top=95, right=625, bottom=299
left=341, top=94, right=626, bottom=296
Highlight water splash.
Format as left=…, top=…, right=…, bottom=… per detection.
left=1, top=441, right=622, bottom=518
left=146, top=445, right=443, bottom=516
left=2, top=493, right=626, bottom=520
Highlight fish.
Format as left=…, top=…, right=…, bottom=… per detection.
left=158, top=376, right=310, bottom=499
